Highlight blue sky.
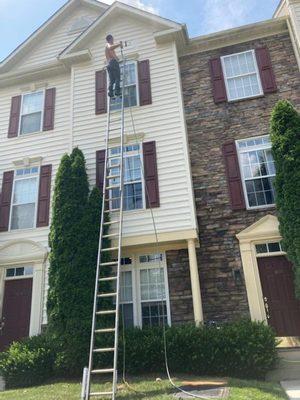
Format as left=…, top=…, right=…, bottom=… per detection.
left=0, top=0, right=279, bottom=62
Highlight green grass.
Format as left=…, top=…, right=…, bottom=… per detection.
left=0, top=376, right=287, bottom=400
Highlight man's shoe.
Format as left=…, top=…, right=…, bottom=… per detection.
left=108, top=91, right=114, bottom=98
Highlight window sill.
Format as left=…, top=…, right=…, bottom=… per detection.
left=8, top=130, right=46, bottom=140
left=246, top=204, right=276, bottom=212
left=227, top=94, right=264, bottom=103
left=8, top=226, right=49, bottom=233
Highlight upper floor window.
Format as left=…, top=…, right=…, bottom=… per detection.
left=236, top=135, right=276, bottom=209
left=110, top=61, right=138, bottom=111
left=109, top=144, right=143, bottom=211
left=221, top=50, right=263, bottom=101
left=10, top=167, right=39, bottom=230
left=20, top=91, right=44, bottom=135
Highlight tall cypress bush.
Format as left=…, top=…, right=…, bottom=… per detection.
left=47, top=148, right=109, bottom=374
left=270, top=100, right=300, bottom=297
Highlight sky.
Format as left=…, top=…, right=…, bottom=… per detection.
left=0, top=0, right=279, bottom=62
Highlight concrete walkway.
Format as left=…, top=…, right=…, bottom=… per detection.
left=0, top=376, right=5, bottom=392
left=281, top=381, right=300, bottom=400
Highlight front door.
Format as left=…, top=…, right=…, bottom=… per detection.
left=258, top=256, right=300, bottom=336
left=0, top=278, right=33, bottom=352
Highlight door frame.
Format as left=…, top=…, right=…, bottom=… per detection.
left=236, top=215, right=286, bottom=323
left=0, top=239, right=47, bottom=337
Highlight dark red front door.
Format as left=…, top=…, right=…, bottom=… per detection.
left=258, top=256, right=300, bottom=336
left=0, top=278, right=33, bottom=352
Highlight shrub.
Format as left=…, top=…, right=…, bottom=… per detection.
left=0, top=335, right=56, bottom=388
left=119, top=320, right=278, bottom=379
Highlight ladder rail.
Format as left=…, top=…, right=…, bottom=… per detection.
left=85, top=96, right=112, bottom=400
left=112, top=47, right=126, bottom=400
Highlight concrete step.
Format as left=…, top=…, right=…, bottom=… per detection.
left=267, top=348, right=300, bottom=381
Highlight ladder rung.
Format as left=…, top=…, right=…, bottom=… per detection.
left=103, top=220, right=119, bottom=225
left=100, top=261, right=118, bottom=266
left=101, top=247, right=119, bottom=252
left=108, top=155, right=121, bottom=160
left=91, top=369, right=114, bottom=374
left=107, top=174, right=120, bottom=180
left=102, top=233, right=119, bottom=238
left=97, top=292, right=117, bottom=298
left=107, top=164, right=120, bottom=169
left=93, top=347, right=115, bottom=353
left=104, top=208, right=120, bottom=213
left=90, top=392, right=113, bottom=397
left=95, top=328, right=115, bottom=333
left=99, top=276, right=118, bottom=282
left=96, top=309, right=116, bottom=315
left=106, top=185, right=120, bottom=190
left=105, top=197, right=121, bottom=202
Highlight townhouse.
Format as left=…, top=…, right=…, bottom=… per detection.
left=0, top=0, right=300, bottom=351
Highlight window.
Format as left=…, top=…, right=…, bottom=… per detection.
left=10, top=167, right=39, bottom=230
left=236, top=135, right=276, bottom=209
left=109, top=144, right=144, bottom=211
left=221, top=50, right=263, bottom=101
left=256, top=242, right=283, bottom=254
left=110, top=61, right=138, bottom=111
left=6, top=266, right=34, bottom=278
left=119, top=253, right=170, bottom=328
left=20, top=91, right=44, bottom=135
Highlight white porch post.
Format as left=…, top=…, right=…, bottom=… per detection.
left=187, top=238, right=203, bottom=326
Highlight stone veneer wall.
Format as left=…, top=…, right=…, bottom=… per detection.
left=179, top=32, right=300, bottom=322
left=166, top=249, right=194, bottom=324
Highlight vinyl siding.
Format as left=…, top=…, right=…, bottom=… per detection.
left=0, top=74, right=71, bottom=322
left=72, top=14, right=197, bottom=238
left=12, top=6, right=101, bottom=71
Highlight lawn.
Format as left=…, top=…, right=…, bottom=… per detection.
left=0, top=376, right=287, bottom=400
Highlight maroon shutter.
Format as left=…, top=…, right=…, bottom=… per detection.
left=8, top=96, right=21, bottom=138
left=96, top=150, right=106, bottom=191
left=0, top=171, right=14, bottom=232
left=36, top=165, right=52, bottom=227
left=143, top=141, right=160, bottom=208
left=222, top=142, right=245, bottom=210
left=138, top=60, right=152, bottom=106
left=95, top=70, right=107, bottom=114
left=209, top=57, right=227, bottom=104
left=43, top=88, right=56, bottom=131
left=255, top=47, right=277, bottom=94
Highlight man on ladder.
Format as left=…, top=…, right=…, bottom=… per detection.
left=105, top=34, right=123, bottom=98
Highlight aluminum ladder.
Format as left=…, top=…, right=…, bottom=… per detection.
left=83, top=55, right=126, bottom=400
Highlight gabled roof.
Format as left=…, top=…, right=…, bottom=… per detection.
left=236, top=215, right=280, bottom=241
left=59, top=1, right=187, bottom=57
left=0, top=0, right=108, bottom=73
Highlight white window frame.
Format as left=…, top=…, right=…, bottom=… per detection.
left=109, top=144, right=145, bottom=212
left=119, top=252, right=171, bottom=328
left=108, top=60, right=140, bottom=111
left=9, top=167, right=40, bottom=231
left=18, top=90, right=45, bottom=136
left=4, top=266, right=34, bottom=281
left=221, top=50, right=263, bottom=102
left=236, top=135, right=276, bottom=210
left=255, top=241, right=285, bottom=257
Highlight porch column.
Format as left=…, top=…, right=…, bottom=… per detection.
left=187, top=239, right=203, bottom=326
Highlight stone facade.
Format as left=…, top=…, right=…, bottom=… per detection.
left=166, top=249, right=194, bottom=324
left=179, top=32, right=300, bottom=322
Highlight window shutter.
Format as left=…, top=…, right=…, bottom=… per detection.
left=143, top=141, right=160, bottom=208
left=209, top=57, right=227, bottom=104
left=8, top=96, right=21, bottom=138
left=0, top=171, right=14, bottom=231
left=36, top=165, right=52, bottom=227
left=43, top=88, right=56, bottom=131
left=255, top=47, right=277, bottom=94
left=138, top=60, right=152, bottom=106
left=96, top=150, right=106, bottom=191
left=222, top=142, right=245, bottom=210
left=95, top=70, right=107, bottom=114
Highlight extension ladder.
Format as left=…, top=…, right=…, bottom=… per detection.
left=83, top=55, right=126, bottom=400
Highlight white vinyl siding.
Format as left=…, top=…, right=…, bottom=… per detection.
left=20, top=91, right=44, bottom=135
left=10, top=167, right=39, bottom=230
left=236, top=135, right=276, bottom=209
left=221, top=50, right=263, bottom=101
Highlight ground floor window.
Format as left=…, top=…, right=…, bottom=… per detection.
left=119, top=253, right=170, bottom=328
